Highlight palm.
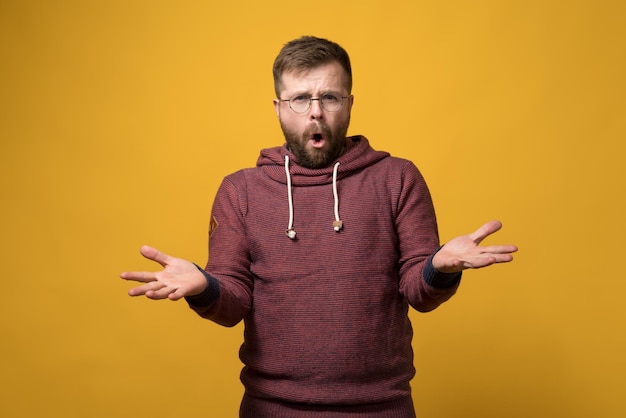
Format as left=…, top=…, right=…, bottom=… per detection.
left=120, top=245, right=206, bottom=300
left=432, top=220, right=518, bottom=273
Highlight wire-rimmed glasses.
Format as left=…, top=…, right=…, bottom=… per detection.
left=280, top=92, right=350, bottom=114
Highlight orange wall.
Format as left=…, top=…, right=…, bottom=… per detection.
left=1, top=1, right=625, bottom=417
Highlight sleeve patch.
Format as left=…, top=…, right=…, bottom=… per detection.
left=209, top=216, right=219, bottom=238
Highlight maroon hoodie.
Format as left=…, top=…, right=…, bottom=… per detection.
left=187, top=135, right=461, bottom=408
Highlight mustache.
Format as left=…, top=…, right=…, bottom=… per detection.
left=304, top=123, right=332, bottom=137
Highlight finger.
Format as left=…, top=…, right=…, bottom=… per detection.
left=481, top=244, right=519, bottom=255
left=168, top=287, right=188, bottom=301
left=139, top=245, right=173, bottom=268
left=468, top=252, right=515, bottom=269
left=128, top=281, right=166, bottom=297
left=486, top=253, right=514, bottom=265
left=146, top=286, right=176, bottom=300
left=494, top=253, right=514, bottom=263
left=468, top=220, right=503, bottom=244
left=120, top=271, right=158, bottom=283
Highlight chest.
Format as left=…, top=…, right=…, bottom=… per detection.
left=244, top=172, right=401, bottom=282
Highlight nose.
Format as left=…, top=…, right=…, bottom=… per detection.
left=309, top=98, right=324, bottom=120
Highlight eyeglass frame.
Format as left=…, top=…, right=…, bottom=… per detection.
left=279, top=92, right=352, bottom=114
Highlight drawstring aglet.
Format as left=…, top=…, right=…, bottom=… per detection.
left=333, top=220, right=343, bottom=232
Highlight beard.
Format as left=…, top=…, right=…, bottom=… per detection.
left=280, top=117, right=350, bottom=169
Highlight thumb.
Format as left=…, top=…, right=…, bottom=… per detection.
left=139, top=245, right=172, bottom=268
left=468, top=220, right=503, bottom=244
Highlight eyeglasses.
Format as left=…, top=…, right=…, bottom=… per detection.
left=280, top=93, right=350, bottom=114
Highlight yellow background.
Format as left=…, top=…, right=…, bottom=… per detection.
left=1, top=1, right=625, bottom=417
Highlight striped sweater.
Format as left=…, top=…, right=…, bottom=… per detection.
left=187, top=135, right=461, bottom=413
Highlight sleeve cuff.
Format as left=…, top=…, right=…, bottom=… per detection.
left=423, top=249, right=462, bottom=289
left=185, top=264, right=221, bottom=308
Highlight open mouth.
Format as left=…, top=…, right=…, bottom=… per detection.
left=312, top=133, right=323, bottom=142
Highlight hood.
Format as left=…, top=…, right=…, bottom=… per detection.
left=256, top=135, right=390, bottom=239
left=256, top=135, right=390, bottom=186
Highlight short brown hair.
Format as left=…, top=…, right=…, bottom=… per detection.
left=272, top=36, right=352, bottom=97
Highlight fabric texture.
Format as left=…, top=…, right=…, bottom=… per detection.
left=186, top=136, right=461, bottom=413
left=239, top=393, right=417, bottom=418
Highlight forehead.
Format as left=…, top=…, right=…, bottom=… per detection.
left=279, top=61, right=348, bottom=94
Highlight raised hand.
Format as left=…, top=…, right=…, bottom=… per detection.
left=432, top=220, right=518, bottom=274
left=120, top=245, right=206, bottom=301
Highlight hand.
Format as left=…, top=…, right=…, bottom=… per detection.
left=120, top=245, right=207, bottom=301
left=432, top=220, right=518, bottom=273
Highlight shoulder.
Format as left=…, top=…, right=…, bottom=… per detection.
left=375, top=155, right=425, bottom=182
left=222, top=166, right=262, bottom=186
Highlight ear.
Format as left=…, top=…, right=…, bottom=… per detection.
left=347, top=94, right=354, bottom=110
left=273, top=99, right=281, bottom=117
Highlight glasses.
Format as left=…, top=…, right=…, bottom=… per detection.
left=280, top=93, right=350, bottom=114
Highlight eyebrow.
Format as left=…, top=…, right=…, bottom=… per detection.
left=288, top=90, right=343, bottom=97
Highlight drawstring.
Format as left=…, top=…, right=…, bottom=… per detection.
left=285, top=155, right=297, bottom=239
left=284, top=156, right=343, bottom=239
left=332, top=162, right=343, bottom=232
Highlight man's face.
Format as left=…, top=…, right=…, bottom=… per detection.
left=274, top=61, right=354, bottom=169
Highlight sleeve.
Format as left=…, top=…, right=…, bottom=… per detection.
left=395, top=161, right=461, bottom=312
left=184, top=264, right=221, bottom=307
left=185, top=173, right=254, bottom=327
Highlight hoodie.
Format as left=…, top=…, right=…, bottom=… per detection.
left=187, top=135, right=461, bottom=406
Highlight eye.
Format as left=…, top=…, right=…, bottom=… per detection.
left=291, top=95, right=310, bottom=104
left=322, top=93, right=340, bottom=102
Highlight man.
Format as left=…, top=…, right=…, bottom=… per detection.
left=121, top=36, right=517, bottom=417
